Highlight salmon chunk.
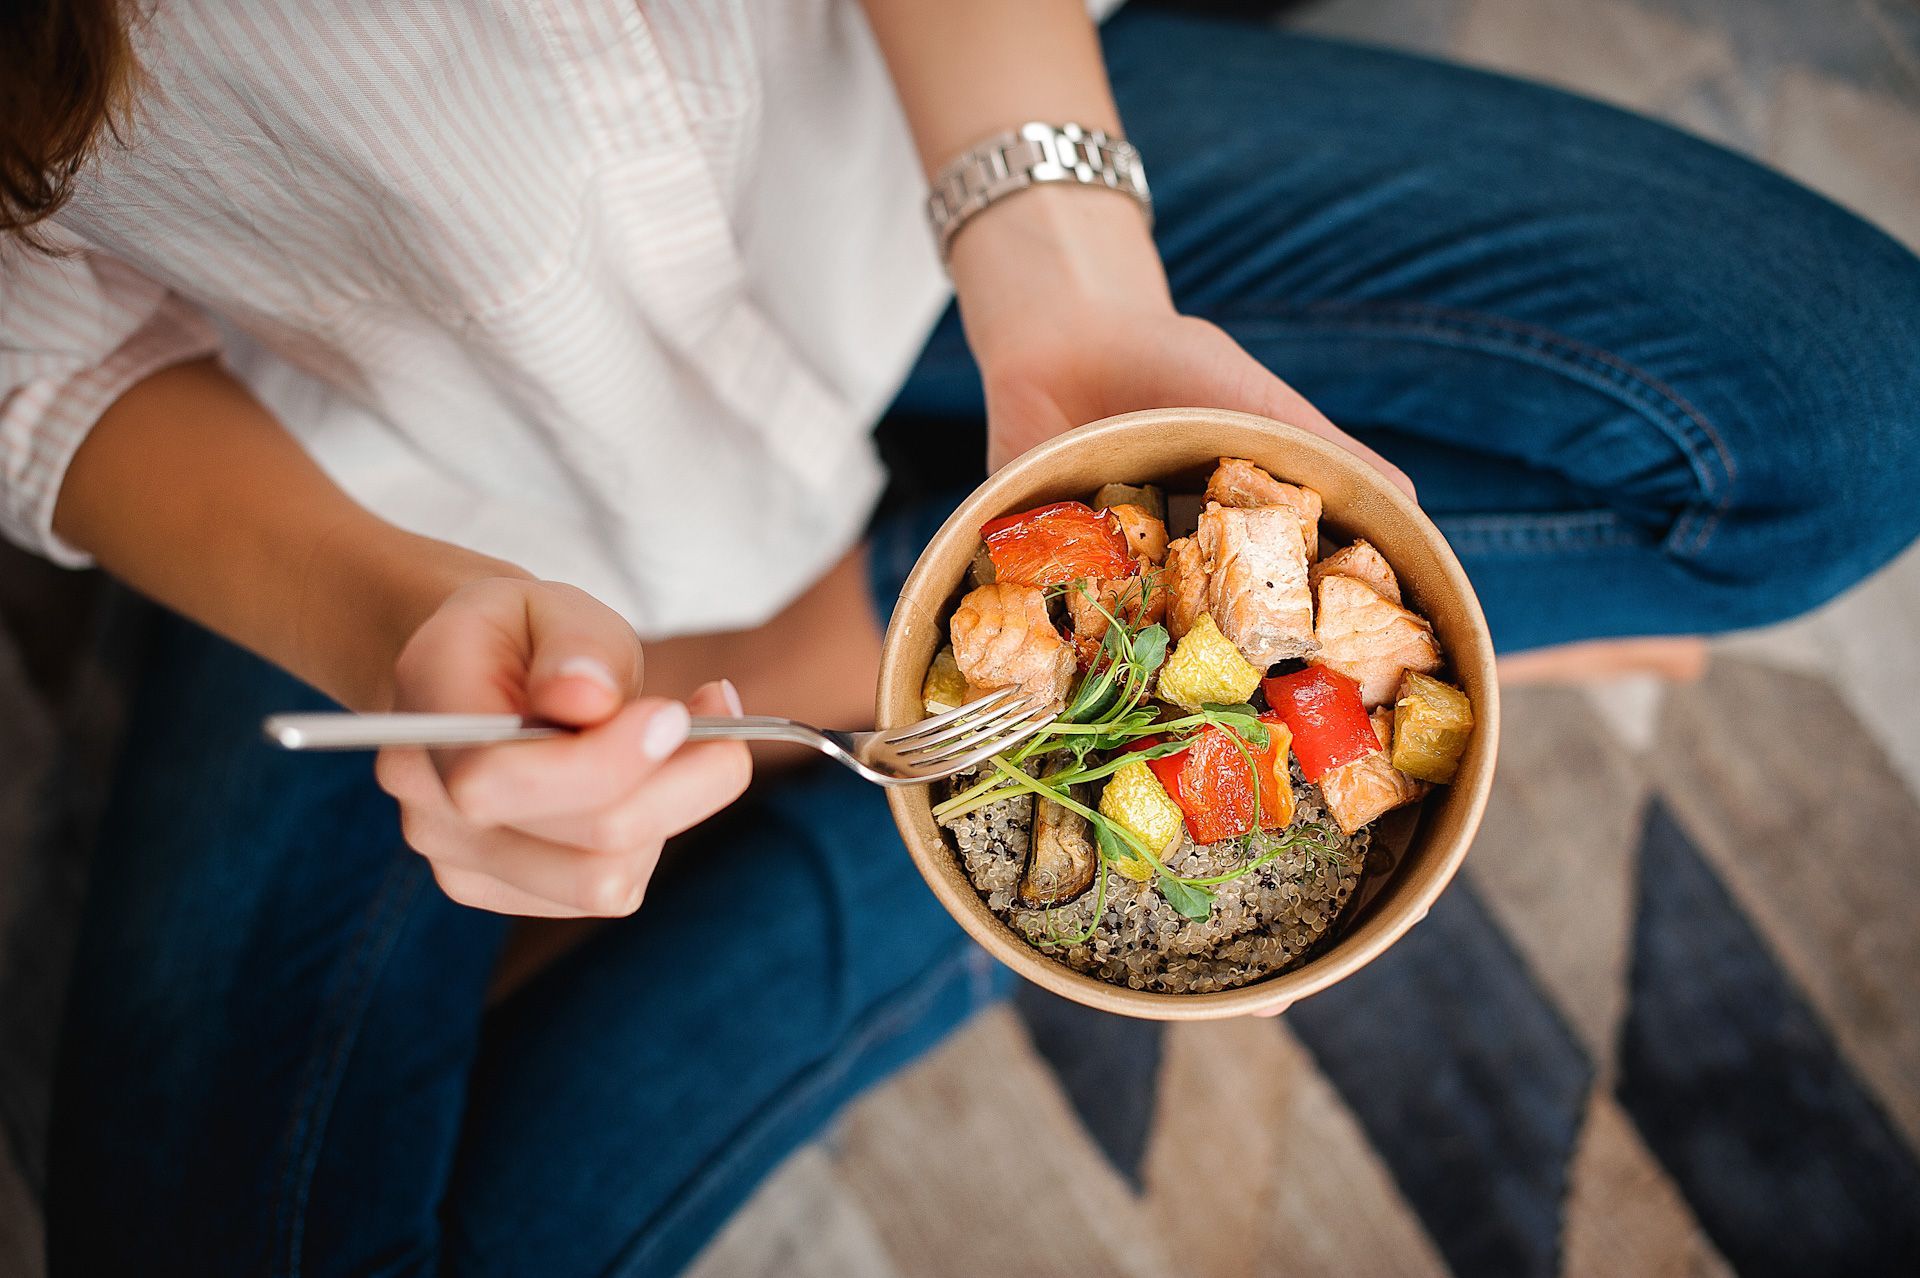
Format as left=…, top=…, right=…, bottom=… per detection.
left=1107, top=503, right=1169, bottom=564
left=1067, top=570, right=1167, bottom=666
left=1197, top=502, right=1317, bottom=668
left=1163, top=536, right=1210, bottom=641
left=1313, top=573, right=1442, bottom=707
left=1318, top=708, right=1428, bottom=835
left=1205, top=458, right=1322, bottom=560
left=1309, top=538, right=1402, bottom=605
left=1205, top=457, right=1295, bottom=508
left=950, top=582, right=1076, bottom=705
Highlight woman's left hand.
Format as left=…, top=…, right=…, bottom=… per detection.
left=949, top=186, right=1413, bottom=498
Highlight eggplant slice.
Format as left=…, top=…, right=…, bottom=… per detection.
left=1021, top=793, right=1099, bottom=906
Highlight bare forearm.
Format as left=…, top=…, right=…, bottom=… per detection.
left=52, top=357, right=524, bottom=711
left=860, top=0, right=1120, bottom=177
left=860, top=0, right=1168, bottom=359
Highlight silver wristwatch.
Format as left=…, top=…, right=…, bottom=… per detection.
left=926, top=122, right=1152, bottom=263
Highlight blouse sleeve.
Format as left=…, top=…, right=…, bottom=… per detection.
left=0, top=246, right=221, bottom=566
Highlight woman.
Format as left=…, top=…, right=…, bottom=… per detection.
left=5, top=0, right=1916, bottom=1273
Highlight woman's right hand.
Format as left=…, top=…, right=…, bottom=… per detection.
left=373, top=578, right=753, bottom=917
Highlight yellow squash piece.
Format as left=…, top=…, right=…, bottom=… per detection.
left=921, top=646, right=970, bottom=717
left=1098, top=759, right=1184, bottom=879
left=1391, top=670, right=1474, bottom=783
left=1155, top=613, right=1264, bottom=711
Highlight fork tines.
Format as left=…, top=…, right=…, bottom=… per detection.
left=884, top=688, right=1059, bottom=774
left=885, top=685, right=1023, bottom=745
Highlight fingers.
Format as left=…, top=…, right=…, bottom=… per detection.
left=391, top=578, right=536, bottom=717
left=523, top=582, right=646, bottom=725
left=384, top=745, right=659, bottom=916
left=446, top=829, right=661, bottom=917
left=519, top=680, right=750, bottom=852
left=435, top=696, right=691, bottom=826
left=1230, top=355, right=1420, bottom=503
left=392, top=577, right=645, bottom=747
left=377, top=679, right=752, bottom=918
left=436, top=585, right=660, bottom=820
left=382, top=580, right=748, bottom=919
left=429, top=863, right=601, bottom=919
left=985, top=379, right=1074, bottom=472
left=1328, top=431, right=1417, bottom=503
left=1154, top=319, right=1418, bottom=503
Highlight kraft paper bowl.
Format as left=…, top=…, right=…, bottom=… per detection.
left=876, top=408, right=1500, bottom=1020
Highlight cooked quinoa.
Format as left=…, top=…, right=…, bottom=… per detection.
left=939, top=759, right=1371, bottom=994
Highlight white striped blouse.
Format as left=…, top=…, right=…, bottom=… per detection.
left=0, top=0, right=954, bottom=637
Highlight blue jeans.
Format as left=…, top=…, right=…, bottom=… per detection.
left=47, top=11, right=1920, bottom=1277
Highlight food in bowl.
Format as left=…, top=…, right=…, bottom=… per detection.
left=925, top=457, right=1476, bottom=995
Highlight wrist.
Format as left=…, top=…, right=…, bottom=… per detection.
left=297, top=514, right=530, bottom=711
left=948, top=184, right=1171, bottom=361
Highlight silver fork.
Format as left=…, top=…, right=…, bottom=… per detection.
left=260, top=686, right=1059, bottom=787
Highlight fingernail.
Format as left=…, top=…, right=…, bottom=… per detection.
left=642, top=702, right=691, bottom=760
left=557, top=657, right=620, bottom=695
left=718, top=678, right=743, bottom=717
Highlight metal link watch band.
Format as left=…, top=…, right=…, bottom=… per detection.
left=926, top=122, right=1153, bottom=264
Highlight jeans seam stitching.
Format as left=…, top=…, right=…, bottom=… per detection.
left=1440, top=510, right=1644, bottom=554
left=598, top=936, right=981, bottom=1278
left=1208, top=300, right=1738, bottom=555
left=269, top=854, right=424, bottom=1278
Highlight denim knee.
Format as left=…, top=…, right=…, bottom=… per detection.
left=1673, top=208, right=1920, bottom=630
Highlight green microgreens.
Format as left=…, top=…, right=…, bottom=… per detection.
left=933, top=574, right=1311, bottom=924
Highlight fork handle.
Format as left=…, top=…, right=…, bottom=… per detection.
left=263, top=711, right=820, bottom=752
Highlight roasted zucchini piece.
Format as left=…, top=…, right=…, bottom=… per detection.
left=1390, top=670, right=1473, bottom=783
left=921, top=645, right=970, bottom=717
left=1098, top=759, right=1183, bottom=879
left=1155, top=613, right=1264, bottom=711
left=1091, top=481, right=1166, bottom=523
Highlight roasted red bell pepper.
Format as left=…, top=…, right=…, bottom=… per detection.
left=1146, top=716, right=1293, bottom=844
left=1262, top=666, right=1379, bottom=781
left=981, top=501, right=1138, bottom=588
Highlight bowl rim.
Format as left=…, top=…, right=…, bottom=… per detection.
left=876, top=407, right=1500, bottom=1020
